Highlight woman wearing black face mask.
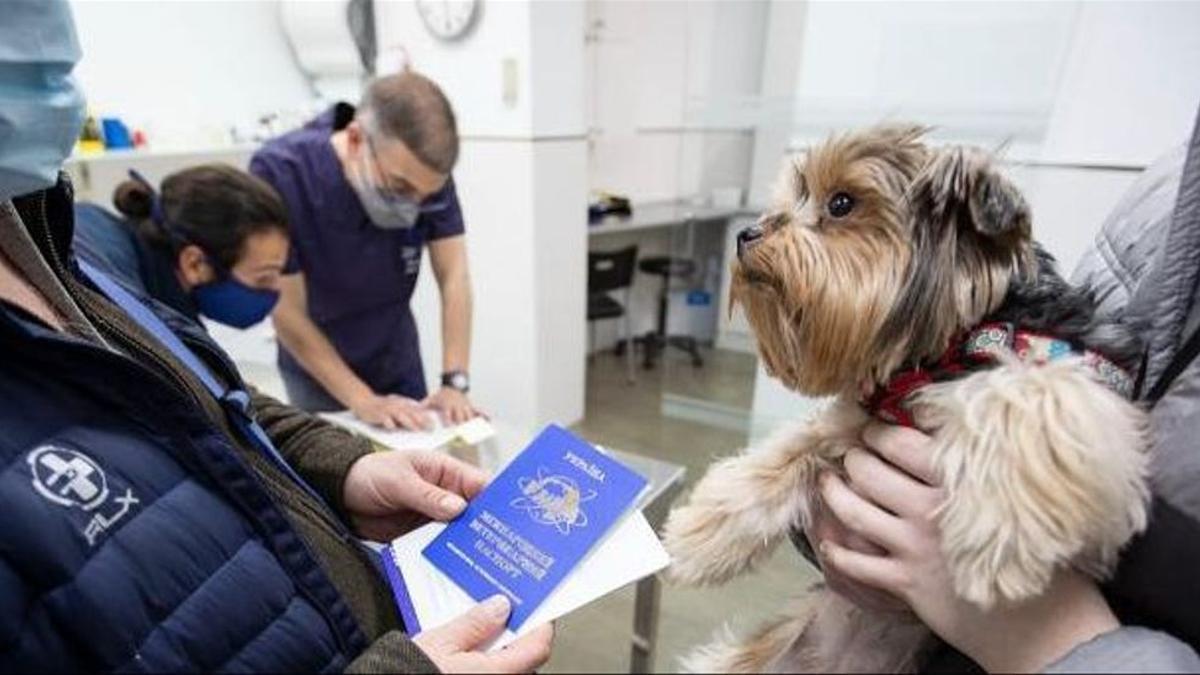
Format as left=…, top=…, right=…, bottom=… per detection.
left=73, top=164, right=289, bottom=328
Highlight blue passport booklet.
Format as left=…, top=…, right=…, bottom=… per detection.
left=422, top=424, right=647, bottom=629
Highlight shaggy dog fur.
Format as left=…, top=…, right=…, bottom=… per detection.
left=662, top=125, right=1151, bottom=672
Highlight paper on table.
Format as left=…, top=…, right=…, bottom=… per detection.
left=385, top=511, right=669, bottom=651
left=320, top=412, right=495, bottom=452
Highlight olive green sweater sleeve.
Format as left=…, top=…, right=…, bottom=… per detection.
left=248, top=388, right=372, bottom=517
left=344, top=631, right=441, bottom=674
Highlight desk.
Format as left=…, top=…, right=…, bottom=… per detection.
left=321, top=415, right=688, bottom=674
left=588, top=199, right=749, bottom=238
left=587, top=199, right=759, bottom=354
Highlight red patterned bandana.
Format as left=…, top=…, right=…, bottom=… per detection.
left=861, top=322, right=1135, bottom=428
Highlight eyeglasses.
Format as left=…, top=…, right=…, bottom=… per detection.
left=363, top=134, right=450, bottom=214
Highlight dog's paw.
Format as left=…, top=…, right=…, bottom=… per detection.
left=679, top=625, right=767, bottom=674
left=663, top=458, right=782, bottom=586
left=665, top=410, right=865, bottom=586
left=921, top=359, right=1150, bottom=606
left=681, top=591, right=932, bottom=674
left=680, top=606, right=816, bottom=674
left=664, top=447, right=820, bottom=586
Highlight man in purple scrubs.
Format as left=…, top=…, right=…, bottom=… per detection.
left=251, top=72, right=477, bottom=430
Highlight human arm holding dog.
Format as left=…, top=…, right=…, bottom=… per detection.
left=809, top=423, right=1200, bottom=673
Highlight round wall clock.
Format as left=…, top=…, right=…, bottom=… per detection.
left=415, top=0, right=480, bottom=42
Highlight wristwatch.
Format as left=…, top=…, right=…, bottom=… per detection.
left=441, top=370, right=470, bottom=393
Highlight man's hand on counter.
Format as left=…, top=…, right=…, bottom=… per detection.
left=424, top=386, right=480, bottom=426
left=350, top=392, right=435, bottom=431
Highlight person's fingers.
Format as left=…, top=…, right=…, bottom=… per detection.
left=811, top=501, right=888, bottom=556
left=820, top=473, right=909, bottom=554
left=412, top=451, right=491, bottom=500
left=843, top=447, right=940, bottom=519
left=386, top=460, right=468, bottom=520
left=819, top=540, right=909, bottom=598
left=425, top=484, right=468, bottom=520
left=386, top=406, right=413, bottom=430
left=387, top=400, right=432, bottom=431
left=424, top=595, right=511, bottom=652
left=415, top=406, right=434, bottom=430
left=397, top=409, right=427, bottom=432
left=451, top=459, right=489, bottom=499
left=357, top=402, right=389, bottom=429
left=861, top=423, right=938, bottom=485
left=485, top=623, right=555, bottom=673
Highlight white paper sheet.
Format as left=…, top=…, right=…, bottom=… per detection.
left=388, top=511, right=669, bottom=650
left=320, top=412, right=496, bottom=452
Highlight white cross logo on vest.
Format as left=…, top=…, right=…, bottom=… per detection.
left=28, top=445, right=140, bottom=546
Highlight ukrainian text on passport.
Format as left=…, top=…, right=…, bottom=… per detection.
left=423, top=424, right=646, bottom=628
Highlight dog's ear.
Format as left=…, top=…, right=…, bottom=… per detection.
left=881, top=146, right=1033, bottom=361
left=910, top=147, right=1031, bottom=244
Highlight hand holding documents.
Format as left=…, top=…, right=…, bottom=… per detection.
left=380, top=425, right=670, bottom=650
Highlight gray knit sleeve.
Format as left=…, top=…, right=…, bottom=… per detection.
left=1045, top=626, right=1200, bottom=673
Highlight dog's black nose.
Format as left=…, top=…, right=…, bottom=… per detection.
left=736, top=224, right=765, bottom=258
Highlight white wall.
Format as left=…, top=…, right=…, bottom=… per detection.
left=68, top=0, right=314, bottom=147
left=586, top=0, right=767, bottom=202
left=1040, top=1, right=1200, bottom=167
left=378, top=0, right=589, bottom=430
left=1012, top=0, right=1200, bottom=275
left=790, top=1, right=1078, bottom=143
left=532, top=142, right=590, bottom=424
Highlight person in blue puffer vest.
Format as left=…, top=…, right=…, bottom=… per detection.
left=0, top=2, right=553, bottom=672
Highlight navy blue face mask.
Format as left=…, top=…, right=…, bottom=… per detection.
left=193, top=273, right=279, bottom=329
left=125, top=170, right=281, bottom=329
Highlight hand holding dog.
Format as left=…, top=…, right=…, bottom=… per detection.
left=814, top=423, right=1121, bottom=673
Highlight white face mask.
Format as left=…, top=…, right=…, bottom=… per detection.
left=0, top=0, right=87, bottom=202
left=347, top=138, right=421, bottom=230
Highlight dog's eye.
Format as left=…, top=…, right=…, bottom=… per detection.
left=827, top=192, right=855, bottom=218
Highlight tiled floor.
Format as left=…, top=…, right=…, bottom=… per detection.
left=659, top=346, right=758, bottom=410
left=546, top=349, right=822, bottom=674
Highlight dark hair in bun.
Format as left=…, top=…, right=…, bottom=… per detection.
left=110, top=164, right=288, bottom=270
left=112, top=179, right=155, bottom=220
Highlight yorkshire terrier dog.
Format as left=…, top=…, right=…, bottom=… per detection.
left=663, top=125, right=1151, bottom=672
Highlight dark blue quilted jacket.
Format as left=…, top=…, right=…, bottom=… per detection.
left=0, top=186, right=371, bottom=671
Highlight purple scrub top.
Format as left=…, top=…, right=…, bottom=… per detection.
left=250, top=103, right=465, bottom=408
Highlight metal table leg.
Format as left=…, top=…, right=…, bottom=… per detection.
left=630, top=478, right=685, bottom=673
left=630, top=573, right=663, bottom=673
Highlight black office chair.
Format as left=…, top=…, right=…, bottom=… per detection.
left=637, top=256, right=704, bottom=370
left=587, top=245, right=639, bottom=384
